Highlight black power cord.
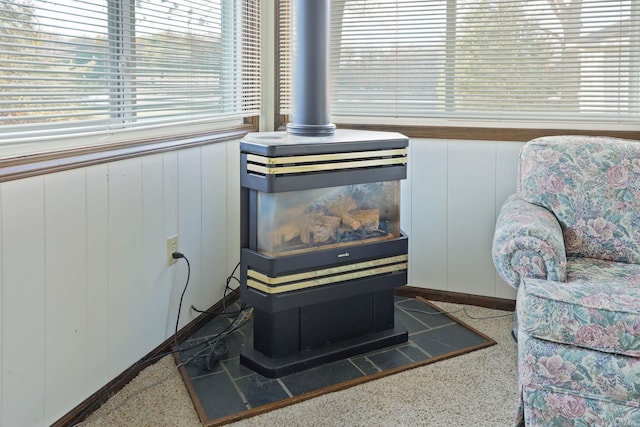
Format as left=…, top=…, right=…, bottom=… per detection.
left=69, top=254, right=249, bottom=426
left=171, top=251, right=189, bottom=351
left=173, top=258, right=252, bottom=373
left=190, top=261, right=241, bottom=317
left=181, top=262, right=252, bottom=372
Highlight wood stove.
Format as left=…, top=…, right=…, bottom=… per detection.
left=238, top=0, right=409, bottom=378
left=239, top=129, right=409, bottom=377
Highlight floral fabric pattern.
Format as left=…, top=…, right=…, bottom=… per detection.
left=522, top=389, right=640, bottom=426
left=519, top=135, right=640, bottom=264
left=492, top=135, right=640, bottom=425
left=492, top=193, right=567, bottom=288
left=519, top=271, right=640, bottom=357
left=518, top=335, right=640, bottom=426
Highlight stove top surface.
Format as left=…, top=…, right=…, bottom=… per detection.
left=241, top=129, right=408, bottom=157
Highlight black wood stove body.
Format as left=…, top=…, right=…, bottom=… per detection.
left=239, top=129, right=409, bottom=378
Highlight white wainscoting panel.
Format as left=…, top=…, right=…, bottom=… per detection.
left=44, top=169, right=88, bottom=423
left=226, top=139, right=241, bottom=275
left=1, top=176, right=46, bottom=426
left=201, top=142, right=230, bottom=306
left=85, top=164, right=110, bottom=395
left=107, top=158, right=146, bottom=378
left=405, top=139, right=523, bottom=299
left=162, top=151, right=180, bottom=337
left=407, top=140, right=449, bottom=290
left=141, top=154, right=170, bottom=352
left=0, top=141, right=242, bottom=426
left=447, top=141, right=497, bottom=296
left=176, top=149, right=204, bottom=330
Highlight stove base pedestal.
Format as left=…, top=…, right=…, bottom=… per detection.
left=239, top=275, right=409, bottom=378
left=240, top=319, right=407, bottom=378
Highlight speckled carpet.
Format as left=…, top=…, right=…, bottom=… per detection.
left=79, top=301, right=518, bottom=427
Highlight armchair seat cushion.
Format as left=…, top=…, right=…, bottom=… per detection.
left=519, top=336, right=640, bottom=424
left=519, top=258, right=640, bottom=357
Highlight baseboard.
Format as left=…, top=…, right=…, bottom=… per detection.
left=395, top=286, right=516, bottom=312
left=52, top=290, right=240, bottom=427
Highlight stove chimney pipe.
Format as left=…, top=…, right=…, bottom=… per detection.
left=286, top=0, right=336, bottom=136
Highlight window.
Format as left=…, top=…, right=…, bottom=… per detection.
left=279, top=0, right=639, bottom=128
left=0, top=0, right=260, bottom=147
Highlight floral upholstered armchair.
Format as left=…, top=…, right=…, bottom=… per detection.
left=492, top=135, right=640, bottom=426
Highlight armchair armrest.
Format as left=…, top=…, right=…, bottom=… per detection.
left=492, top=194, right=567, bottom=288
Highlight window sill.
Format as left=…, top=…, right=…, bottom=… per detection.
left=277, top=114, right=640, bottom=142
left=336, top=123, right=640, bottom=142
left=0, top=124, right=256, bottom=183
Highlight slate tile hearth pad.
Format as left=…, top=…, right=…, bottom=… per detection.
left=175, top=296, right=496, bottom=426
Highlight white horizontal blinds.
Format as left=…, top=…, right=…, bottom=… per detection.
left=448, top=0, right=638, bottom=122
left=242, top=0, right=261, bottom=114
left=132, top=1, right=227, bottom=121
left=280, top=0, right=639, bottom=125
left=0, top=0, right=260, bottom=144
left=330, top=0, right=448, bottom=118
left=0, top=1, right=110, bottom=132
left=278, top=0, right=293, bottom=115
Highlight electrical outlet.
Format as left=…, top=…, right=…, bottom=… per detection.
left=167, top=235, right=179, bottom=265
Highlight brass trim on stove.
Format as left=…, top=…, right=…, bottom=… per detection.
left=247, top=148, right=407, bottom=165
left=245, top=148, right=407, bottom=175
left=250, top=254, right=407, bottom=285
left=246, top=254, right=408, bottom=294
left=247, top=157, right=407, bottom=175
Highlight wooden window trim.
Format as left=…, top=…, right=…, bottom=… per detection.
left=0, top=121, right=257, bottom=183
left=273, top=1, right=639, bottom=143
left=3, top=112, right=636, bottom=181
left=335, top=123, right=640, bottom=143
left=275, top=114, right=640, bottom=142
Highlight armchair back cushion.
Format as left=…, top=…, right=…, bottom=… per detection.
left=518, top=135, right=640, bottom=264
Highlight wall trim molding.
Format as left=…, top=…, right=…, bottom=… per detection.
left=0, top=125, right=255, bottom=183
left=395, top=286, right=516, bottom=312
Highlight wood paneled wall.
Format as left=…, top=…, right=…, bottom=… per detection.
left=0, top=140, right=240, bottom=426
left=0, top=137, right=520, bottom=425
left=402, top=139, right=522, bottom=299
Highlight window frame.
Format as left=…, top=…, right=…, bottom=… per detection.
left=0, top=0, right=260, bottom=182
left=274, top=0, right=640, bottom=142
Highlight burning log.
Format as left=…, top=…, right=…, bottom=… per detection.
left=299, top=211, right=341, bottom=243
left=266, top=187, right=385, bottom=250
left=275, top=222, right=300, bottom=244
left=327, top=195, right=360, bottom=229
left=350, top=209, right=380, bottom=231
